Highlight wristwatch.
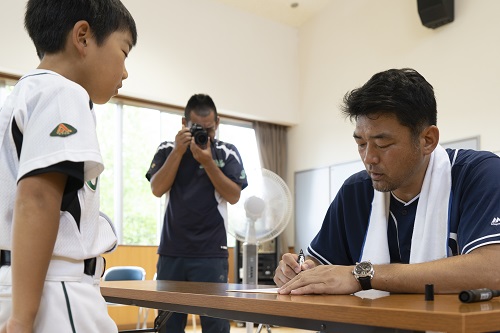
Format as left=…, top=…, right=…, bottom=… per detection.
left=352, top=261, right=374, bottom=290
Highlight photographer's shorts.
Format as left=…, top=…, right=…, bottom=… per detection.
left=0, top=257, right=117, bottom=333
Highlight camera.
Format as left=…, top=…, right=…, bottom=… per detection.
left=190, top=123, right=208, bottom=145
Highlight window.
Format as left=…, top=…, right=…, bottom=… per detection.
left=218, top=121, right=261, bottom=176
left=95, top=102, right=261, bottom=246
left=94, top=103, right=118, bottom=239
left=95, top=103, right=165, bottom=245
left=0, top=80, right=15, bottom=105
left=95, top=103, right=167, bottom=245
left=1, top=78, right=262, bottom=246
left=218, top=121, right=261, bottom=247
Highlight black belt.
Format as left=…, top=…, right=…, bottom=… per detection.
left=85, top=257, right=106, bottom=277
left=84, top=257, right=102, bottom=276
left=0, top=250, right=10, bottom=266
left=1, top=250, right=100, bottom=277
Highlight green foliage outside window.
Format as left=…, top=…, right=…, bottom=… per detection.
left=94, top=103, right=116, bottom=229
left=96, top=103, right=164, bottom=245
left=122, top=105, right=162, bottom=245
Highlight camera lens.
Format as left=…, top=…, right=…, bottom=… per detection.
left=194, top=131, right=208, bottom=145
left=190, top=124, right=208, bottom=145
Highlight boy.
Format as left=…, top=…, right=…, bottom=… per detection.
left=0, top=0, right=137, bottom=332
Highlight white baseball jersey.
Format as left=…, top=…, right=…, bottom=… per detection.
left=0, top=69, right=116, bottom=259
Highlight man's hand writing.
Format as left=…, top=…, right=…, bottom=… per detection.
left=277, top=264, right=361, bottom=295
left=274, top=253, right=314, bottom=287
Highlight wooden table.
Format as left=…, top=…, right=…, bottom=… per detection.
left=100, top=280, right=500, bottom=333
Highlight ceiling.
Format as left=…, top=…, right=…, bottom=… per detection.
left=212, top=0, right=333, bottom=28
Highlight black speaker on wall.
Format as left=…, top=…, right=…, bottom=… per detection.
left=417, top=0, right=454, bottom=29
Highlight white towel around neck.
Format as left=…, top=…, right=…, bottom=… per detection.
left=360, top=145, right=452, bottom=264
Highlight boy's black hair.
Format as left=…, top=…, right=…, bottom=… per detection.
left=341, top=68, right=437, bottom=139
left=25, top=0, right=138, bottom=59
left=184, top=94, right=218, bottom=121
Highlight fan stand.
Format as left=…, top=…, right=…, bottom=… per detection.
left=242, top=218, right=258, bottom=333
left=242, top=241, right=272, bottom=333
left=241, top=196, right=273, bottom=333
left=242, top=197, right=266, bottom=333
left=230, top=169, right=293, bottom=333
left=242, top=240, right=257, bottom=333
left=256, top=323, right=272, bottom=333
left=242, top=197, right=263, bottom=288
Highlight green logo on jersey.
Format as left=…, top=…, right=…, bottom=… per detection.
left=50, top=123, right=77, bottom=137
left=215, top=159, right=225, bottom=168
left=86, top=178, right=98, bottom=191
left=199, top=159, right=225, bottom=170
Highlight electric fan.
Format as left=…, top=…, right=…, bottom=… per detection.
left=228, top=168, right=293, bottom=287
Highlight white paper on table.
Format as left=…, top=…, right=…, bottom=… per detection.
left=226, top=287, right=279, bottom=294
left=226, top=288, right=390, bottom=298
left=354, top=289, right=390, bottom=299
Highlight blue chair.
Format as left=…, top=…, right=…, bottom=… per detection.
left=103, top=266, right=146, bottom=282
left=102, top=266, right=147, bottom=330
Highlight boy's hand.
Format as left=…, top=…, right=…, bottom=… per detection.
left=0, top=317, right=32, bottom=333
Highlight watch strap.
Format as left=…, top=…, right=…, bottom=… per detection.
left=358, top=276, right=372, bottom=290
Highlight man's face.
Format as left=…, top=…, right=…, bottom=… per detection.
left=353, top=113, right=429, bottom=201
left=186, top=110, right=219, bottom=142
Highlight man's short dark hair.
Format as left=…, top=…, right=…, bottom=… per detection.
left=341, top=68, right=437, bottom=138
left=184, top=94, right=218, bottom=121
left=25, top=0, right=138, bottom=59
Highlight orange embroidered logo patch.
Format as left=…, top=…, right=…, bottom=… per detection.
left=50, top=123, right=77, bottom=137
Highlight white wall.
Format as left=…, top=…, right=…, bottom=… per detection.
left=0, top=2, right=38, bottom=74
left=285, top=0, right=500, bottom=246
left=0, top=0, right=300, bottom=125
left=2, top=0, right=500, bottom=247
left=291, top=0, right=500, bottom=173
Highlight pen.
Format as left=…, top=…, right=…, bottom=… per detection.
left=297, top=249, right=305, bottom=267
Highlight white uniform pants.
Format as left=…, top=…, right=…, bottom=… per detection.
left=0, top=257, right=117, bottom=333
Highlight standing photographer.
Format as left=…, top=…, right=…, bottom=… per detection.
left=146, top=93, right=247, bottom=333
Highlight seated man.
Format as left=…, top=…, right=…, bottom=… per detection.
left=274, top=68, right=500, bottom=295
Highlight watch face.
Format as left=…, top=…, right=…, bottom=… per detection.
left=355, top=262, right=372, bottom=275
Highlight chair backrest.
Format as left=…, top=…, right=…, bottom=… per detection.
left=102, top=266, right=146, bottom=281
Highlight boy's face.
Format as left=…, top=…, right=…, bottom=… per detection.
left=84, top=30, right=133, bottom=104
